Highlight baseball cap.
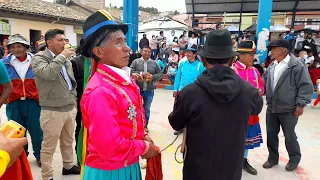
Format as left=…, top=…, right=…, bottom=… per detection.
left=186, top=44, right=198, bottom=52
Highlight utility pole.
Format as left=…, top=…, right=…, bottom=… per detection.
left=255, top=0, right=273, bottom=64
left=123, top=0, right=139, bottom=52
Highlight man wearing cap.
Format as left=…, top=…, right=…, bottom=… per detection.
left=130, top=46, right=163, bottom=132
left=32, top=29, right=79, bottom=180
left=234, top=40, right=264, bottom=175
left=169, top=29, right=263, bottom=180
left=172, top=43, right=205, bottom=135
left=0, top=34, right=43, bottom=167
left=263, top=39, right=313, bottom=171
left=80, top=10, right=158, bottom=179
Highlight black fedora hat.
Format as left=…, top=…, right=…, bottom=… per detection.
left=82, top=10, right=128, bottom=57
left=236, top=40, right=256, bottom=54
left=198, top=29, right=238, bottom=59
left=268, top=39, right=290, bottom=50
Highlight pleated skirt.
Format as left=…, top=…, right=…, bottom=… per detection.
left=245, top=122, right=263, bottom=150
left=82, top=162, right=142, bottom=180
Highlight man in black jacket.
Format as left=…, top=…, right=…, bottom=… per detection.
left=139, top=34, right=149, bottom=50
left=169, top=29, right=263, bottom=180
left=71, top=40, right=84, bottom=158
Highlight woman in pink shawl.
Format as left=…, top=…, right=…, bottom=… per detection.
left=233, top=40, right=264, bottom=176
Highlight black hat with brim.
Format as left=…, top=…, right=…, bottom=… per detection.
left=198, top=29, right=238, bottom=59
left=268, top=39, right=290, bottom=49
left=236, top=40, right=256, bottom=54
left=82, top=10, right=128, bottom=57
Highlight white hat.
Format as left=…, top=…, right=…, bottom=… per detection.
left=8, top=34, right=30, bottom=47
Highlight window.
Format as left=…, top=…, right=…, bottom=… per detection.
left=307, top=18, right=313, bottom=25
left=232, top=19, right=240, bottom=23
left=295, top=18, right=305, bottom=25
left=194, top=19, right=199, bottom=27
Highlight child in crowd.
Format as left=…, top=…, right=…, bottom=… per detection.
left=168, top=50, right=179, bottom=64
left=157, top=55, right=166, bottom=73
left=306, top=50, right=315, bottom=67
left=179, top=49, right=185, bottom=61
left=167, top=62, right=177, bottom=85
left=313, top=79, right=320, bottom=108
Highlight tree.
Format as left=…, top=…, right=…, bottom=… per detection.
left=119, top=6, right=123, bottom=10
left=173, top=10, right=179, bottom=15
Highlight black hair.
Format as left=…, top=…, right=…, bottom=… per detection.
left=160, top=31, right=164, bottom=35
left=203, top=57, right=232, bottom=65
left=142, top=46, right=152, bottom=50
left=45, top=29, right=64, bottom=41
left=76, top=39, right=84, bottom=55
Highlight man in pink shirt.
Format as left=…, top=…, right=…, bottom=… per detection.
left=80, top=10, right=158, bottom=180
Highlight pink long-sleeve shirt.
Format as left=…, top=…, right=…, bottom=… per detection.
left=80, top=63, right=146, bottom=171
left=233, top=61, right=265, bottom=94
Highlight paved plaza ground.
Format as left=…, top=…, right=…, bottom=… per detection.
left=1, top=89, right=320, bottom=180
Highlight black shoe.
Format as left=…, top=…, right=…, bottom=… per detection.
left=174, top=130, right=183, bottom=135
left=263, top=161, right=278, bottom=169
left=243, top=158, right=257, bottom=175
left=285, top=163, right=298, bottom=171
left=36, top=158, right=41, bottom=167
left=62, top=165, right=80, bottom=175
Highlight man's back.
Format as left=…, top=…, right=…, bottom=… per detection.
left=169, top=66, right=263, bottom=180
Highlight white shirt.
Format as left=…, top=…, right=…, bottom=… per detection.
left=189, top=37, right=198, bottom=45
left=105, top=64, right=132, bottom=83
left=305, top=56, right=314, bottom=65
left=273, top=54, right=290, bottom=90
left=10, top=54, right=32, bottom=80
left=48, top=50, right=73, bottom=90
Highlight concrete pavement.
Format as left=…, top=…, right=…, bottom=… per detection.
left=1, top=89, right=320, bottom=179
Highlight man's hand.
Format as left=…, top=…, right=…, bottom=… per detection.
left=0, top=133, right=28, bottom=167
left=60, top=47, right=76, bottom=59
left=141, top=142, right=158, bottom=159
left=173, top=91, right=178, bottom=98
left=257, top=88, right=263, bottom=95
left=145, top=74, right=153, bottom=83
left=132, top=73, right=143, bottom=82
left=294, top=106, right=304, bottom=117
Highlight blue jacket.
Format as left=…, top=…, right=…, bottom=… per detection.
left=174, top=58, right=205, bottom=91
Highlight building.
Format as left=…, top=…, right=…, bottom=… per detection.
left=286, top=12, right=320, bottom=31
left=72, top=0, right=104, bottom=10
left=0, top=0, right=91, bottom=47
left=173, top=12, right=320, bottom=32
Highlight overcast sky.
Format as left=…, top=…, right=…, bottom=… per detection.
left=106, top=0, right=186, bottom=13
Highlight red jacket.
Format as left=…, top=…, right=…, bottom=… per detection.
left=0, top=53, right=39, bottom=103
left=309, top=67, right=320, bottom=85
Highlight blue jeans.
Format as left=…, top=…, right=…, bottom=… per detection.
left=168, top=75, right=175, bottom=84
left=140, top=90, right=154, bottom=127
left=152, top=49, right=158, bottom=60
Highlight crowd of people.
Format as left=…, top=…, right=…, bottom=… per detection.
left=138, top=30, right=205, bottom=86
left=0, top=9, right=317, bottom=180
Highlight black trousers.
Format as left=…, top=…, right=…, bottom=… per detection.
left=266, top=107, right=301, bottom=165
left=75, top=101, right=82, bottom=156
